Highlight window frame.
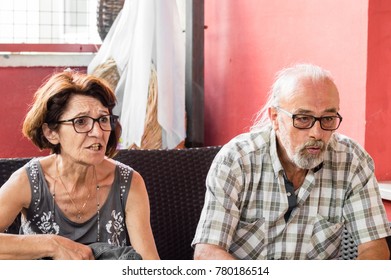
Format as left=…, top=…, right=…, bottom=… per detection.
left=0, top=43, right=99, bottom=53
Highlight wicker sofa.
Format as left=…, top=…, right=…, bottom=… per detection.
left=0, top=146, right=389, bottom=260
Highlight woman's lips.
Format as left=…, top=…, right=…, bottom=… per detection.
left=88, top=144, right=102, bottom=151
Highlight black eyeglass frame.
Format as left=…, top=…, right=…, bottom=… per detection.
left=55, top=114, right=119, bottom=134
left=276, top=107, right=343, bottom=131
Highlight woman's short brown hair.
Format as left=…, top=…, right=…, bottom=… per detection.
left=22, top=70, right=122, bottom=158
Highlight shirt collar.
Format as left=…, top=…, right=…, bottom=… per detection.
left=269, top=128, right=285, bottom=178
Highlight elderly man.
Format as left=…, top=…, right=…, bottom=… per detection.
left=192, top=63, right=391, bottom=260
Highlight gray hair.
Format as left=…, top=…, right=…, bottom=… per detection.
left=250, top=63, right=335, bottom=131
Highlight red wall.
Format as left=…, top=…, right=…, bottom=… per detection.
left=204, top=0, right=390, bottom=181
left=366, top=1, right=391, bottom=180
left=0, top=1, right=389, bottom=182
left=0, top=67, right=86, bottom=158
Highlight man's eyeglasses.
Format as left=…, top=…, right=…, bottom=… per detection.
left=56, top=114, right=119, bottom=133
left=276, top=107, right=342, bottom=131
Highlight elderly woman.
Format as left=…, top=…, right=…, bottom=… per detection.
left=0, top=71, right=159, bottom=260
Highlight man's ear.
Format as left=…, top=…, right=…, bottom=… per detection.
left=42, top=123, right=59, bottom=145
left=268, top=107, right=279, bottom=130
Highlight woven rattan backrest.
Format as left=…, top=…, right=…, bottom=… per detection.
left=114, top=147, right=221, bottom=259
left=1, top=148, right=389, bottom=260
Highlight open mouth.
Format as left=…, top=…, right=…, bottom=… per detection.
left=89, top=144, right=102, bottom=151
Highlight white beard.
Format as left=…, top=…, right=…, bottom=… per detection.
left=278, top=122, right=327, bottom=169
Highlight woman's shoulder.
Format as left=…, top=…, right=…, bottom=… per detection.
left=107, top=158, right=144, bottom=188
left=113, top=158, right=133, bottom=171
left=30, top=154, right=55, bottom=171
left=99, top=157, right=136, bottom=186
left=1, top=157, right=48, bottom=208
left=10, top=156, right=47, bottom=182
left=100, top=157, right=133, bottom=176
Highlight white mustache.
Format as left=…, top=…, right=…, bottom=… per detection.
left=303, top=140, right=325, bottom=149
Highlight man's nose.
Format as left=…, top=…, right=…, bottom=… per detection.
left=309, top=119, right=324, bottom=139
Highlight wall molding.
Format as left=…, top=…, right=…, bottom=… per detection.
left=0, top=52, right=95, bottom=67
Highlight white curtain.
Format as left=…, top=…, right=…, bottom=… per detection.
left=88, top=0, right=186, bottom=149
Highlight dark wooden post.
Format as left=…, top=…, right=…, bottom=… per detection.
left=185, top=0, right=204, bottom=147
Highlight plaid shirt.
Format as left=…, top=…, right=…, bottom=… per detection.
left=192, top=126, right=391, bottom=259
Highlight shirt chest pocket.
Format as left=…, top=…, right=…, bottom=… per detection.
left=307, top=214, right=344, bottom=259
left=230, top=218, right=267, bottom=259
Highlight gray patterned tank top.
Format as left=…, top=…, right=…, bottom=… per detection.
left=20, top=158, right=133, bottom=247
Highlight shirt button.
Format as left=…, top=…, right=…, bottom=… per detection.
left=287, top=192, right=291, bottom=196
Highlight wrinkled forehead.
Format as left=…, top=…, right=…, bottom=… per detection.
left=62, top=94, right=109, bottom=117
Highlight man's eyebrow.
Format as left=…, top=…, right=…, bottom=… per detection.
left=294, top=108, right=339, bottom=114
